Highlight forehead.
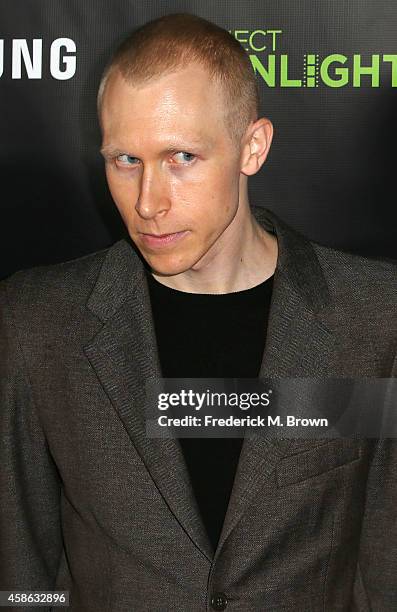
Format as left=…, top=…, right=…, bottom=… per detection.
left=100, top=64, right=228, bottom=148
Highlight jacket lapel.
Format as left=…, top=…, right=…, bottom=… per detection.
left=215, top=206, right=337, bottom=555
left=82, top=206, right=337, bottom=561
left=252, top=205, right=336, bottom=381
left=83, top=241, right=214, bottom=562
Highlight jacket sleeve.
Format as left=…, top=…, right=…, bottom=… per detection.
left=0, top=279, right=64, bottom=607
left=352, top=360, right=397, bottom=610
left=352, top=438, right=397, bottom=611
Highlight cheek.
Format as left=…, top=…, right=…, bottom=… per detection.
left=170, top=163, right=238, bottom=214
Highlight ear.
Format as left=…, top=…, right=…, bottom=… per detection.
left=240, top=118, right=273, bottom=176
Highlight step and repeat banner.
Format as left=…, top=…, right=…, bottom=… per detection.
left=1, top=1, right=396, bottom=279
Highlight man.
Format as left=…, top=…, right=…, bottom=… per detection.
left=0, top=13, right=396, bottom=612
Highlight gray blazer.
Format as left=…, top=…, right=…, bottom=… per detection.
left=1, top=206, right=396, bottom=611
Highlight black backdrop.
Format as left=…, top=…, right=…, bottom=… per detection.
left=1, top=0, right=396, bottom=280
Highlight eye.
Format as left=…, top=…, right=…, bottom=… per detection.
left=172, top=151, right=196, bottom=164
left=116, top=154, right=140, bottom=167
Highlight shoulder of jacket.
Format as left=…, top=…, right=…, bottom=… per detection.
left=0, top=242, right=117, bottom=312
left=312, top=241, right=397, bottom=275
left=311, top=240, right=397, bottom=308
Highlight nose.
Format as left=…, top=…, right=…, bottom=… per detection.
left=135, top=164, right=171, bottom=220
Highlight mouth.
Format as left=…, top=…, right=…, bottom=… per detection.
left=139, top=230, right=190, bottom=248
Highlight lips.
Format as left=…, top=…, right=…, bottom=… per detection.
left=143, top=233, right=177, bottom=238
left=139, top=230, right=190, bottom=248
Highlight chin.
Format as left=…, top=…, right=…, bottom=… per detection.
left=142, top=253, right=197, bottom=277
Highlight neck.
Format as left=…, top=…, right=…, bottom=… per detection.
left=151, top=200, right=278, bottom=294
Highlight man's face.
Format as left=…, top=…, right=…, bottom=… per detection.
left=100, top=63, right=245, bottom=276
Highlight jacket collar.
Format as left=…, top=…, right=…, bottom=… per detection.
left=86, top=205, right=332, bottom=323
left=83, top=206, right=336, bottom=563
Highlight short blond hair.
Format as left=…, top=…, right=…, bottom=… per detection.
left=97, top=13, right=260, bottom=145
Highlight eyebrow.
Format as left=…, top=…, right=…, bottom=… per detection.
left=100, top=138, right=213, bottom=159
left=100, top=146, right=125, bottom=160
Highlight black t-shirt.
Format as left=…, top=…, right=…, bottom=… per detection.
left=146, top=270, right=273, bottom=551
